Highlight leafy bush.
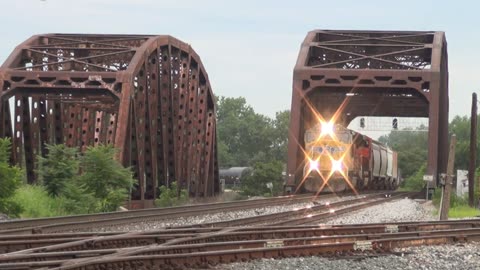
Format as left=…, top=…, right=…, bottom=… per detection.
left=37, top=144, right=79, bottom=197
left=0, top=138, right=11, bottom=162
left=432, top=188, right=469, bottom=208
left=155, top=182, right=189, bottom=207
left=430, top=167, right=480, bottom=214
left=12, top=184, right=99, bottom=218
left=0, top=138, right=23, bottom=217
left=431, top=189, right=479, bottom=218
left=35, top=144, right=135, bottom=215
left=241, top=160, right=283, bottom=196
left=400, top=163, right=426, bottom=191
left=79, top=145, right=135, bottom=212
left=12, top=185, right=67, bottom=218
left=61, top=182, right=98, bottom=215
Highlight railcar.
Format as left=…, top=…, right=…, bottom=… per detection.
left=302, top=123, right=399, bottom=193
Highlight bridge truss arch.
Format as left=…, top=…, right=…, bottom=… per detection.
left=0, top=34, right=219, bottom=208
left=287, top=30, right=448, bottom=189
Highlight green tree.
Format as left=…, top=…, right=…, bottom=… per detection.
left=241, top=160, right=283, bottom=196
left=216, top=96, right=286, bottom=167
left=216, top=96, right=268, bottom=166
left=79, top=145, right=135, bottom=212
left=401, top=163, right=426, bottom=191
left=0, top=138, right=11, bottom=163
left=37, top=144, right=98, bottom=214
left=270, top=110, right=290, bottom=163
left=378, top=129, right=428, bottom=179
left=216, top=96, right=256, bottom=166
left=0, top=138, right=23, bottom=217
left=217, top=141, right=234, bottom=167
left=449, top=115, right=475, bottom=170
left=37, top=144, right=79, bottom=197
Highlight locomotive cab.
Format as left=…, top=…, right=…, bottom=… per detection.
left=303, top=123, right=355, bottom=193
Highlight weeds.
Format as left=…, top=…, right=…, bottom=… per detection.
left=155, top=182, right=189, bottom=207
left=432, top=188, right=479, bottom=218
left=12, top=185, right=67, bottom=218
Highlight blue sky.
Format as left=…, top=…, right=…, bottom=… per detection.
left=0, top=0, right=478, bottom=124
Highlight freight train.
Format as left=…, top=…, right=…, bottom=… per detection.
left=302, top=122, right=399, bottom=193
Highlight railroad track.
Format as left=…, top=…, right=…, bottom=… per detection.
left=0, top=192, right=410, bottom=254
left=0, top=193, right=328, bottom=235
left=1, top=219, right=480, bottom=269
left=0, top=191, right=430, bottom=269
left=181, top=191, right=410, bottom=228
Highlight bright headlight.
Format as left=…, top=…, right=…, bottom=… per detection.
left=309, top=160, right=319, bottom=171
left=331, top=159, right=343, bottom=172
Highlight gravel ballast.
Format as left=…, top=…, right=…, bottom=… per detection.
left=84, top=196, right=355, bottom=232
left=73, top=196, right=480, bottom=270
left=214, top=198, right=461, bottom=270
left=324, top=198, right=436, bottom=225
left=82, top=196, right=435, bottom=232
left=0, top=214, right=9, bottom=222
left=216, top=243, right=480, bottom=270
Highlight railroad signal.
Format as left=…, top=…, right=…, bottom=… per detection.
left=392, top=118, right=398, bottom=129
left=360, top=118, right=365, bottom=128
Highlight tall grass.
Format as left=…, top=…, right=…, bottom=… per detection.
left=432, top=188, right=480, bottom=218
left=12, top=185, right=67, bottom=218
left=155, top=182, right=189, bottom=207
left=448, top=205, right=480, bottom=218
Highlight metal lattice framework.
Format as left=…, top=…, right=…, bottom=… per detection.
left=287, top=30, right=448, bottom=189
left=0, top=34, right=219, bottom=208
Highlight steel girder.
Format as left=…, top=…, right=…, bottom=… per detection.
left=0, top=34, right=219, bottom=208
left=287, top=30, right=448, bottom=190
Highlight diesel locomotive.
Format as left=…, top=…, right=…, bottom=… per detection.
left=302, top=122, right=399, bottom=193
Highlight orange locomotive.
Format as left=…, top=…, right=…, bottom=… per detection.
left=302, top=123, right=399, bottom=193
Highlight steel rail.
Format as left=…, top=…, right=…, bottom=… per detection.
left=272, top=192, right=407, bottom=226
left=0, top=192, right=411, bottom=253
left=179, top=192, right=411, bottom=228
left=4, top=217, right=479, bottom=256
left=0, top=193, right=326, bottom=235
left=2, top=225, right=480, bottom=269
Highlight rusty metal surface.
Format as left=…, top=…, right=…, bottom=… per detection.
left=0, top=191, right=408, bottom=235
left=0, top=34, right=219, bottom=207
left=2, top=192, right=399, bottom=235
left=2, top=219, right=480, bottom=255
left=287, top=30, right=449, bottom=189
left=185, top=192, right=411, bottom=228
left=2, top=220, right=480, bottom=269
left=0, top=193, right=320, bottom=235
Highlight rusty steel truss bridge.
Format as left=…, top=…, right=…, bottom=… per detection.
left=287, top=30, right=449, bottom=189
left=0, top=34, right=219, bottom=208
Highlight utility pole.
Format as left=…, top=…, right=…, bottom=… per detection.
left=469, top=93, right=477, bottom=207
left=440, top=134, right=456, bottom=220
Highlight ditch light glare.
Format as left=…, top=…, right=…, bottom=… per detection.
left=331, top=159, right=343, bottom=172
left=309, top=160, right=319, bottom=171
